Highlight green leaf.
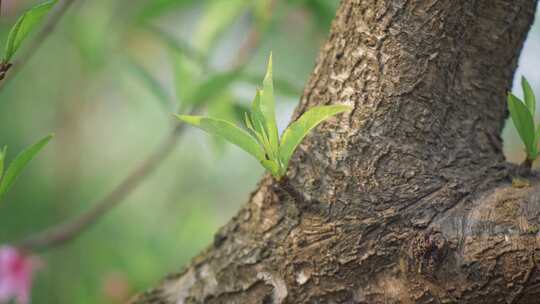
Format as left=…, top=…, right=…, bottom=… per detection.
left=260, top=54, right=280, bottom=152
left=0, top=134, right=54, bottom=203
left=280, top=105, right=350, bottom=168
left=246, top=90, right=278, bottom=164
left=4, top=0, right=57, bottom=62
left=522, top=76, right=536, bottom=116
left=176, top=115, right=265, bottom=162
left=126, top=58, right=171, bottom=111
left=508, top=93, right=536, bottom=158
left=184, top=70, right=240, bottom=108
left=260, top=159, right=280, bottom=178
left=249, top=90, right=267, bottom=138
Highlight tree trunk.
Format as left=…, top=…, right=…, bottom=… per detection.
left=132, top=0, right=540, bottom=303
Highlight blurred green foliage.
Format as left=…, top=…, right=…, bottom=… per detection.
left=0, top=0, right=537, bottom=303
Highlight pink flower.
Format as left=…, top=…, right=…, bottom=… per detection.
left=0, top=246, right=39, bottom=304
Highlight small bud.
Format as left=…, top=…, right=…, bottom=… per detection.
left=0, top=246, right=41, bottom=304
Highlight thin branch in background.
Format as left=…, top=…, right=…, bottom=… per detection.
left=144, top=24, right=209, bottom=72
left=0, top=0, right=77, bottom=90
left=15, top=17, right=266, bottom=252
left=17, top=121, right=190, bottom=251
left=232, top=27, right=260, bottom=68
left=231, top=0, right=277, bottom=70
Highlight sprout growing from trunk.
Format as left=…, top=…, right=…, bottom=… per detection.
left=177, top=54, right=351, bottom=180
left=507, top=76, right=538, bottom=174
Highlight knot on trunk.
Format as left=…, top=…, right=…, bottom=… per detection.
left=410, top=229, right=448, bottom=275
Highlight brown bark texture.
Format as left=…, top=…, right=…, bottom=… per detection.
left=132, top=0, right=540, bottom=303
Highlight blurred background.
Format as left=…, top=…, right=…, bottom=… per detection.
left=0, top=0, right=537, bottom=303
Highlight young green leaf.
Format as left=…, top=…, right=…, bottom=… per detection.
left=280, top=105, right=351, bottom=168
left=0, top=134, right=54, bottom=202
left=176, top=115, right=265, bottom=162
left=260, top=158, right=280, bottom=178
left=260, top=54, right=280, bottom=152
left=4, top=0, right=57, bottom=62
left=249, top=90, right=268, bottom=141
left=244, top=111, right=268, bottom=152
left=522, top=76, right=536, bottom=116
left=508, top=93, right=536, bottom=158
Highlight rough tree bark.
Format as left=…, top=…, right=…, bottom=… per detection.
left=132, top=0, right=540, bottom=303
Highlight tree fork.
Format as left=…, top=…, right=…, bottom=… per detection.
left=132, top=0, right=540, bottom=303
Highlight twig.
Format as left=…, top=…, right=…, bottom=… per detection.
left=232, top=27, right=260, bottom=68
left=231, top=0, right=277, bottom=68
left=144, top=24, right=209, bottom=72
left=0, top=0, right=77, bottom=90
left=14, top=10, right=265, bottom=252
